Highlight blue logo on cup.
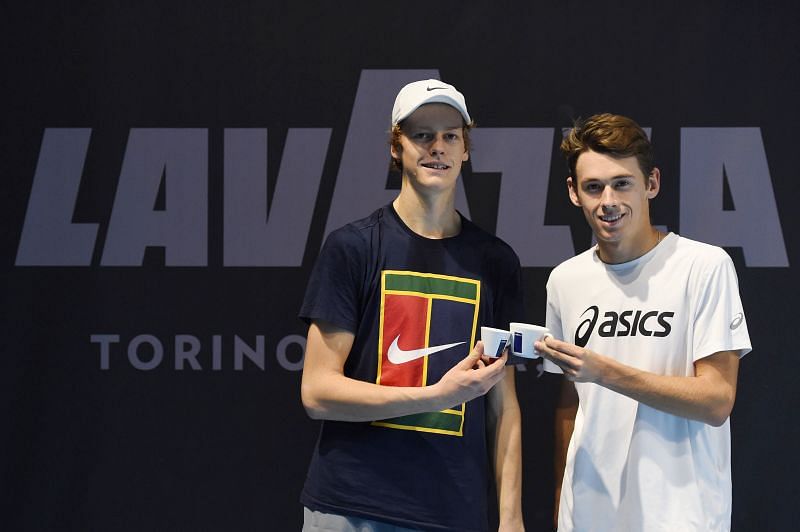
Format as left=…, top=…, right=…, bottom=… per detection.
left=513, top=332, right=522, bottom=354
left=495, top=338, right=508, bottom=357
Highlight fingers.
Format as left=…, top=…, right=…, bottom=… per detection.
left=465, top=341, right=507, bottom=365
left=534, top=334, right=557, bottom=353
left=498, top=348, right=509, bottom=365
left=470, top=350, right=507, bottom=389
left=535, top=338, right=576, bottom=374
left=484, top=350, right=508, bottom=377
left=537, top=336, right=574, bottom=360
left=473, top=340, right=485, bottom=356
left=461, top=342, right=508, bottom=383
left=542, top=336, right=583, bottom=357
left=458, top=341, right=485, bottom=369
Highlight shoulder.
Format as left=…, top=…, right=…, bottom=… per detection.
left=487, top=234, right=521, bottom=268
left=322, top=207, right=385, bottom=253
left=464, top=221, right=522, bottom=278
left=461, top=217, right=520, bottom=264
left=671, top=235, right=733, bottom=270
left=548, top=246, right=596, bottom=285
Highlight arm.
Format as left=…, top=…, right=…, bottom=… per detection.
left=301, top=320, right=509, bottom=422
left=553, top=378, right=577, bottom=529
left=487, top=366, right=524, bottom=531
left=535, top=337, right=739, bottom=426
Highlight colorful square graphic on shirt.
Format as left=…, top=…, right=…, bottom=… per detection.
left=372, top=270, right=480, bottom=436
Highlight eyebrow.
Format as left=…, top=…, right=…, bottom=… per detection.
left=582, top=174, right=635, bottom=181
left=406, top=124, right=463, bottom=131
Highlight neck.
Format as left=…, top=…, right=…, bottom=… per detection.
left=393, top=188, right=460, bottom=239
left=596, top=227, right=663, bottom=264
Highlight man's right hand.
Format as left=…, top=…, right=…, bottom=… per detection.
left=434, top=341, right=508, bottom=407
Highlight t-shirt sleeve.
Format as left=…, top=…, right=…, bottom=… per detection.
left=298, top=227, right=365, bottom=333
left=692, top=250, right=752, bottom=361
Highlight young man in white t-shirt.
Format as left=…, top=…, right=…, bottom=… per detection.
left=536, top=113, right=752, bottom=531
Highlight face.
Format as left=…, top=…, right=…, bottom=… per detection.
left=390, top=103, right=468, bottom=194
left=568, top=149, right=660, bottom=249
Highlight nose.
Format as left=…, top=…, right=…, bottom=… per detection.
left=430, top=134, right=446, bottom=155
left=600, top=185, right=617, bottom=208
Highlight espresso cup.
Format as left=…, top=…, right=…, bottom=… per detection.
left=509, top=322, right=551, bottom=359
left=480, top=326, right=512, bottom=358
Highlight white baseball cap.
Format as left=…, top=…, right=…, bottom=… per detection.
left=391, top=79, right=471, bottom=126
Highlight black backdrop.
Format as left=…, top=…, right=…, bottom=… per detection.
left=2, top=2, right=798, bottom=530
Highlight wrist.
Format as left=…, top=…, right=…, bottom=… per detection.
left=593, top=352, right=614, bottom=386
left=498, top=512, right=524, bottom=531
left=421, top=380, right=448, bottom=411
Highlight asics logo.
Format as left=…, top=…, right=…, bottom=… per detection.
left=574, top=305, right=675, bottom=346
left=426, top=86, right=447, bottom=91
left=387, top=335, right=464, bottom=364
left=575, top=306, right=599, bottom=347
left=730, top=312, right=744, bottom=330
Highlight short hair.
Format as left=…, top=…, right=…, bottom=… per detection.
left=560, top=113, right=654, bottom=179
left=389, top=119, right=475, bottom=172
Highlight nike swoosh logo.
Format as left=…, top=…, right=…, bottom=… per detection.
left=387, top=335, right=464, bottom=364
left=426, top=86, right=447, bottom=91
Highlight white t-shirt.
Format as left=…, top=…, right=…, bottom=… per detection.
left=546, top=233, right=752, bottom=532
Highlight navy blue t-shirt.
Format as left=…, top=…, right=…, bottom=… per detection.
left=299, top=204, right=523, bottom=531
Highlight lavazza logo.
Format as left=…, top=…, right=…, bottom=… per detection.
left=574, top=306, right=675, bottom=347
left=12, top=69, right=788, bottom=372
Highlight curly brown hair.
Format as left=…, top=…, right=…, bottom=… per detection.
left=561, top=113, right=654, bottom=179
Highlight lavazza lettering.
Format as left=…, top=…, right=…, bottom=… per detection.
left=16, top=70, right=788, bottom=269
left=13, top=70, right=788, bottom=372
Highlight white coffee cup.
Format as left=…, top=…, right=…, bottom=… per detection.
left=480, top=326, right=512, bottom=358
left=509, top=322, right=551, bottom=359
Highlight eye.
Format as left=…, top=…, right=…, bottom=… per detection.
left=412, top=132, right=433, bottom=141
left=614, top=179, right=632, bottom=189
left=444, top=132, right=460, bottom=141
left=584, top=182, right=602, bottom=193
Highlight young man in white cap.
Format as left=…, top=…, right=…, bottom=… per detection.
left=536, top=113, right=752, bottom=531
left=299, top=80, right=525, bottom=531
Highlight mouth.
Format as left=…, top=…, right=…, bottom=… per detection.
left=420, top=161, right=451, bottom=170
left=599, top=212, right=624, bottom=224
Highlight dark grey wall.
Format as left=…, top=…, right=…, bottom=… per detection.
left=2, top=2, right=796, bottom=530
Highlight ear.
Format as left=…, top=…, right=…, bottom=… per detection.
left=567, top=176, right=581, bottom=207
left=462, top=148, right=469, bottom=162
left=646, top=167, right=661, bottom=199
left=390, top=142, right=401, bottom=161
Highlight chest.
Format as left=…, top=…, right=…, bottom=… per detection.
left=557, top=267, right=697, bottom=367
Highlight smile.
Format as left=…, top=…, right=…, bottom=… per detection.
left=600, top=213, right=624, bottom=222
left=421, top=162, right=450, bottom=170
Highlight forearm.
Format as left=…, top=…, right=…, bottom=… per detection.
left=489, top=370, right=524, bottom=530
left=538, top=336, right=740, bottom=427
left=302, top=321, right=508, bottom=422
left=595, top=354, right=736, bottom=426
left=301, top=371, right=451, bottom=422
left=301, top=321, right=457, bottom=421
left=553, top=379, right=577, bottom=527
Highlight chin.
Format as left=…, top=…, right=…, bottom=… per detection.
left=416, top=174, right=458, bottom=189
left=593, top=229, right=625, bottom=244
